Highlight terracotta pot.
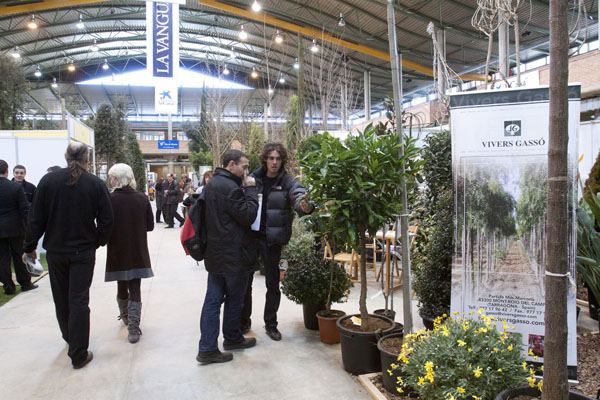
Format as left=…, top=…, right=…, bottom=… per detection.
left=495, top=385, right=595, bottom=400
left=316, top=310, right=345, bottom=344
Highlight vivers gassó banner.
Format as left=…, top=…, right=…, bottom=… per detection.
left=449, top=86, right=580, bottom=380
left=147, top=1, right=179, bottom=114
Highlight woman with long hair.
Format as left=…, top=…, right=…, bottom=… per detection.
left=106, top=163, right=154, bottom=343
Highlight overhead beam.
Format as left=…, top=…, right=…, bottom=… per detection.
left=74, top=83, right=95, bottom=113
left=0, top=0, right=110, bottom=15
left=197, top=0, right=485, bottom=81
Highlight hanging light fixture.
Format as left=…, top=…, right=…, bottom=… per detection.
left=268, top=86, right=274, bottom=95
left=239, top=25, right=248, bottom=40
left=76, top=14, right=85, bottom=29
left=90, top=39, right=99, bottom=52
left=251, top=1, right=261, bottom=12
left=223, top=65, right=230, bottom=75
left=27, top=14, right=38, bottom=30
left=34, top=65, right=42, bottom=77
left=51, top=77, right=58, bottom=88
left=293, top=58, right=299, bottom=69
left=251, top=67, right=258, bottom=79
left=11, top=46, right=21, bottom=59
left=279, top=75, right=285, bottom=84
left=274, top=30, right=283, bottom=44
left=338, top=13, right=345, bottom=27
left=67, top=61, right=76, bottom=72
left=102, top=59, right=109, bottom=70
left=311, top=39, right=319, bottom=53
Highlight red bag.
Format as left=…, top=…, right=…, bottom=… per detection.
left=180, top=193, right=207, bottom=261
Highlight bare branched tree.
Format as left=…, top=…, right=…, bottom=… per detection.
left=472, top=0, right=501, bottom=89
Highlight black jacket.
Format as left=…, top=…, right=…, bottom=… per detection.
left=12, top=179, right=36, bottom=204
left=251, top=167, right=307, bottom=246
left=0, top=177, right=29, bottom=238
left=203, top=168, right=259, bottom=275
left=23, top=168, right=114, bottom=254
left=164, top=179, right=182, bottom=204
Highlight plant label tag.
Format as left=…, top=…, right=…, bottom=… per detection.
left=370, top=289, right=383, bottom=300
left=351, top=316, right=361, bottom=326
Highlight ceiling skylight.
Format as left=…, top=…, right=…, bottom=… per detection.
left=77, top=68, right=250, bottom=89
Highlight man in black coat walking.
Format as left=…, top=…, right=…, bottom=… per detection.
left=23, top=143, right=113, bottom=369
left=241, top=143, right=313, bottom=341
left=12, top=164, right=36, bottom=204
left=0, top=160, right=37, bottom=294
left=163, top=173, right=184, bottom=228
left=197, top=150, right=259, bottom=365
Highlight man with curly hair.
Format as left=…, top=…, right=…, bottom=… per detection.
left=241, top=142, right=313, bottom=341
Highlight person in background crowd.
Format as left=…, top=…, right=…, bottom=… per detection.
left=12, top=165, right=36, bottom=204
left=0, top=160, right=38, bottom=295
left=182, top=176, right=192, bottom=196
left=148, top=182, right=155, bottom=201
left=197, top=150, right=258, bottom=365
left=155, top=177, right=165, bottom=223
left=241, top=143, right=313, bottom=341
left=106, top=164, right=154, bottom=344
left=23, top=143, right=114, bottom=369
left=47, top=165, right=61, bottom=173
left=195, top=170, right=214, bottom=194
left=163, top=173, right=184, bottom=228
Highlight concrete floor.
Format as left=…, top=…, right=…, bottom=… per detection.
left=0, top=222, right=421, bottom=400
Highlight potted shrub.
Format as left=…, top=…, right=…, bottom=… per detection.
left=576, top=192, right=600, bottom=325
left=391, top=311, right=529, bottom=400
left=411, top=131, right=453, bottom=328
left=299, top=124, right=419, bottom=374
left=281, top=219, right=352, bottom=330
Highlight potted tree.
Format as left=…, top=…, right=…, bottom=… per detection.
left=281, top=219, right=352, bottom=330
left=411, top=131, right=453, bottom=329
left=299, top=124, right=418, bottom=374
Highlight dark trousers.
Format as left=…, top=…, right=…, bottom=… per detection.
left=166, top=203, right=184, bottom=227
left=117, top=278, right=141, bottom=302
left=241, top=235, right=282, bottom=329
left=198, top=272, right=249, bottom=352
left=46, top=249, right=95, bottom=366
left=155, top=200, right=163, bottom=223
left=0, top=236, right=32, bottom=291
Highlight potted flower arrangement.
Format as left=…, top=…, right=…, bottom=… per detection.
left=281, top=218, right=352, bottom=330
left=299, top=124, right=420, bottom=374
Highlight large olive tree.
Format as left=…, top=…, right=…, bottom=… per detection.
left=0, top=55, right=27, bottom=129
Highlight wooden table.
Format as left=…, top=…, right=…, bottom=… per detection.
left=368, top=229, right=416, bottom=295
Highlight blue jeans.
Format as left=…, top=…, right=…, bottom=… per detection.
left=198, top=272, right=250, bottom=352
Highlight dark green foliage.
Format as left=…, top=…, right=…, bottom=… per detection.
left=412, top=131, right=453, bottom=319
left=93, top=103, right=123, bottom=169
left=124, top=131, right=146, bottom=192
left=577, top=193, right=600, bottom=304
left=583, top=150, right=600, bottom=217
left=247, top=122, right=265, bottom=172
left=284, top=95, right=302, bottom=154
left=189, top=150, right=213, bottom=170
left=0, top=55, right=27, bottom=129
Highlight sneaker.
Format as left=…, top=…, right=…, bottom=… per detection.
left=21, top=283, right=39, bottom=292
left=196, top=350, right=233, bottom=364
left=73, top=351, right=94, bottom=369
left=265, top=327, right=282, bottom=341
left=223, top=337, right=256, bottom=351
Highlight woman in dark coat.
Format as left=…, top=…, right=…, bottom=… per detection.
left=106, top=163, right=154, bottom=344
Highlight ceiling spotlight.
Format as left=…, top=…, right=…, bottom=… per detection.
left=76, top=14, right=85, bottom=29
left=11, top=46, right=21, bottom=59
left=230, top=47, right=237, bottom=58
left=27, top=14, right=38, bottom=30
left=279, top=75, right=285, bottom=84
left=338, top=13, right=345, bottom=27
left=293, top=58, right=299, bottom=69
left=251, top=67, right=258, bottom=79
left=223, top=65, right=230, bottom=75
left=268, top=86, right=274, bottom=95
left=67, top=62, right=76, bottom=72
left=34, top=65, right=42, bottom=77
left=90, top=39, right=99, bottom=52
left=251, top=1, right=261, bottom=12
left=274, top=30, right=283, bottom=44
left=51, top=77, right=58, bottom=88
left=239, top=25, right=248, bottom=40
left=102, top=59, right=109, bottom=70
left=311, top=39, right=319, bottom=53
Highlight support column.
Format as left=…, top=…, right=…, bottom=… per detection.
left=309, top=104, right=313, bottom=133
left=340, top=84, right=347, bottom=131
left=435, top=27, right=446, bottom=95
left=264, top=103, right=269, bottom=140
left=167, top=113, right=174, bottom=174
left=364, top=71, right=371, bottom=121
left=498, top=21, right=510, bottom=80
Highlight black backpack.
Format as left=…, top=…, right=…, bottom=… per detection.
left=180, top=192, right=207, bottom=261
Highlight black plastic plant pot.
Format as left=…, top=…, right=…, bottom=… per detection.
left=337, top=314, right=395, bottom=375
left=302, top=303, right=325, bottom=330
left=374, top=308, right=396, bottom=321
left=422, top=315, right=435, bottom=330
left=377, top=331, right=405, bottom=393
left=495, top=386, right=596, bottom=400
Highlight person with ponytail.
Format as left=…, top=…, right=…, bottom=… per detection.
left=23, top=142, right=114, bottom=370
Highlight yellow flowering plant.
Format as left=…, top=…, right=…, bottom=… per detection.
left=392, top=312, right=529, bottom=400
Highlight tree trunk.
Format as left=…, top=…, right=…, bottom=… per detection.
left=359, top=228, right=369, bottom=327
left=485, top=32, right=494, bottom=90
left=543, top=0, right=569, bottom=398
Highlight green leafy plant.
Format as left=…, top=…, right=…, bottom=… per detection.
left=576, top=192, right=600, bottom=304
left=281, top=218, right=315, bottom=266
left=392, top=312, right=529, bottom=400
left=300, top=124, right=416, bottom=326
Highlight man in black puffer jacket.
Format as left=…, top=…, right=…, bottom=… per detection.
left=241, top=143, right=313, bottom=341
left=197, top=150, right=259, bottom=365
